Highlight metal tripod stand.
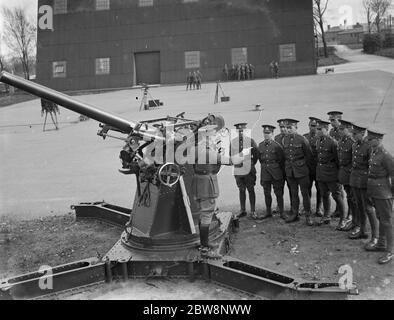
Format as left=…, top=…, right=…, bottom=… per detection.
left=138, top=84, right=160, bottom=111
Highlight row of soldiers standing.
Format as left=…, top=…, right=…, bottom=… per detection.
left=222, top=63, right=255, bottom=82
left=231, top=112, right=394, bottom=265
left=186, top=70, right=203, bottom=90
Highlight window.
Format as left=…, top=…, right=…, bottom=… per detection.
left=138, top=0, right=153, bottom=7
left=231, top=48, right=247, bottom=65
left=96, top=0, right=110, bottom=10
left=185, top=51, right=200, bottom=69
left=96, top=58, right=110, bottom=75
left=54, top=0, right=67, bottom=14
left=279, top=44, right=296, bottom=62
left=53, top=61, right=67, bottom=78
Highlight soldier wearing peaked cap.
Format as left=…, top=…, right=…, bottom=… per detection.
left=348, top=123, right=379, bottom=244
left=304, top=117, right=323, bottom=217
left=257, top=125, right=286, bottom=220
left=328, top=111, right=345, bottom=218
left=337, top=120, right=357, bottom=231
left=191, top=120, right=250, bottom=258
left=275, top=119, right=292, bottom=213
left=281, top=119, right=314, bottom=225
left=230, top=123, right=259, bottom=219
left=275, top=119, right=287, bottom=147
left=366, top=129, right=394, bottom=264
left=315, top=120, right=346, bottom=228
left=328, top=111, right=343, bottom=142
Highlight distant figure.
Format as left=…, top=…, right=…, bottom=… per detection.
left=186, top=72, right=193, bottom=90
left=269, top=61, right=275, bottom=78
left=223, top=64, right=229, bottom=81
left=248, top=63, right=255, bottom=80
left=230, top=64, right=236, bottom=80
left=195, top=70, right=202, bottom=90
left=236, top=64, right=241, bottom=81
left=192, top=71, right=197, bottom=90
left=274, top=61, right=280, bottom=79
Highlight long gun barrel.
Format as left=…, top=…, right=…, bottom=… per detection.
left=0, top=71, right=137, bottom=135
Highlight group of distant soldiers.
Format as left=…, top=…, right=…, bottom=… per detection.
left=222, top=63, right=255, bottom=82
left=186, top=70, right=203, bottom=90
left=229, top=112, right=394, bottom=265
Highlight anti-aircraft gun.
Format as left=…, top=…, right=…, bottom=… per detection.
left=0, top=72, right=358, bottom=300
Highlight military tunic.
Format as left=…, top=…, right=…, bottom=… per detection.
left=275, top=133, right=286, bottom=147
left=329, top=127, right=342, bottom=142
left=349, top=139, right=377, bottom=235
left=230, top=134, right=258, bottom=213
left=338, top=135, right=355, bottom=185
left=316, top=135, right=339, bottom=182
left=304, top=132, right=322, bottom=212
left=282, top=133, right=313, bottom=214
left=367, top=146, right=394, bottom=253
left=258, top=139, right=285, bottom=213
left=230, top=136, right=258, bottom=188
left=282, top=134, right=312, bottom=179
left=191, top=144, right=222, bottom=225
left=316, top=135, right=345, bottom=218
left=338, top=135, right=356, bottom=219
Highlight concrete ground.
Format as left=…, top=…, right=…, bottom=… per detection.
left=1, top=48, right=394, bottom=299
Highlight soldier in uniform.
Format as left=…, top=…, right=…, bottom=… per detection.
left=231, top=123, right=258, bottom=219
left=337, top=120, right=356, bottom=231
left=315, top=120, right=346, bottom=227
left=282, top=119, right=314, bottom=225
left=328, top=111, right=343, bottom=142
left=275, top=119, right=287, bottom=146
left=348, top=124, right=379, bottom=243
left=192, top=119, right=249, bottom=258
left=258, top=125, right=286, bottom=219
left=366, top=129, right=394, bottom=264
left=303, top=117, right=323, bottom=217
left=328, top=111, right=344, bottom=217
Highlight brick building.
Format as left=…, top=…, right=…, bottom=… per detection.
left=36, top=0, right=316, bottom=91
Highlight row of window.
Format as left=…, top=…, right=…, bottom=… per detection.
left=52, top=44, right=296, bottom=78
left=54, top=0, right=198, bottom=14
left=53, top=58, right=110, bottom=78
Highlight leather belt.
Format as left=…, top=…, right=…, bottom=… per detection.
left=287, top=157, right=304, bottom=162
left=262, top=160, right=277, bottom=164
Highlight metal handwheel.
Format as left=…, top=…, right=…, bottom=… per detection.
left=158, top=163, right=181, bottom=187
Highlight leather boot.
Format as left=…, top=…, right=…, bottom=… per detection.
left=199, top=224, right=218, bottom=251
left=365, top=237, right=386, bottom=252
left=285, top=211, right=299, bottom=223
left=305, top=212, right=314, bottom=226
left=336, top=218, right=348, bottom=231
left=260, top=207, right=273, bottom=220
left=348, top=227, right=369, bottom=240
left=342, top=217, right=355, bottom=232
left=378, top=252, right=394, bottom=265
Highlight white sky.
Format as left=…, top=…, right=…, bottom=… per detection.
left=0, top=0, right=37, bottom=55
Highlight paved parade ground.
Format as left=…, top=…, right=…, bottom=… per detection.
left=1, top=50, right=394, bottom=299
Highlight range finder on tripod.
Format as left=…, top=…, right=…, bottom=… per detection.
left=137, top=83, right=164, bottom=111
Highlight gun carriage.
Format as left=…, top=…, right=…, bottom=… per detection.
left=0, top=72, right=357, bottom=300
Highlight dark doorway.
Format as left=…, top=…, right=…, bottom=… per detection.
left=134, top=51, right=161, bottom=85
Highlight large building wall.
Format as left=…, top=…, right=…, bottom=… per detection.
left=37, top=0, right=316, bottom=91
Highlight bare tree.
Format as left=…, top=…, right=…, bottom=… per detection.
left=370, top=0, right=392, bottom=33
left=313, top=0, right=329, bottom=58
left=363, top=0, right=375, bottom=33
left=2, top=6, right=36, bottom=80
